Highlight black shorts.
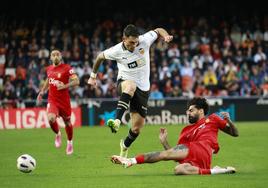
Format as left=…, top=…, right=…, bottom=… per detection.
left=117, top=79, right=150, bottom=118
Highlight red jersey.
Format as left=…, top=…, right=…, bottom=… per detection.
left=46, top=63, right=75, bottom=108
left=178, top=113, right=227, bottom=154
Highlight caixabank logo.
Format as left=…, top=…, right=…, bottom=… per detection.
left=98, top=110, right=188, bottom=125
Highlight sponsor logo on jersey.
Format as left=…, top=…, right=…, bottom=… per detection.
left=69, top=69, right=75, bottom=74
left=128, top=61, right=138, bottom=69
left=48, top=78, right=62, bottom=87
left=57, top=73, right=61, bottom=78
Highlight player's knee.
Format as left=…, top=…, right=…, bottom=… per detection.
left=131, top=126, right=141, bottom=134
left=64, top=120, right=72, bottom=126
left=48, top=116, right=56, bottom=123
left=132, top=121, right=145, bottom=134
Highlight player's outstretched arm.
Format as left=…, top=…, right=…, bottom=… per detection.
left=220, top=112, right=239, bottom=137
left=159, top=128, right=172, bottom=150
left=70, top=75, right=80, bottom=87
left=36, top=78, right=49, bottom=105
left=87, top=52, right=106, bottom=87
left=154, top=28, right=173, bottom=43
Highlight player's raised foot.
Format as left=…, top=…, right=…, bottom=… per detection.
left=66, top=140, right=73, bottom=155
left=110, top=155, right=132, bottom=168
left=107, top=119, right=121, bottom=133
left=55, top=132, right=62, bottom=148
left=120, top=139, right=128, bottom=157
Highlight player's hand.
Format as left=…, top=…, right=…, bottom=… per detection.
left=159, top=128, right=168, bottom=143
left=87, top=77, right=97, bottom=87
left=220, top=112, right=230, bottom=121
left=36, top=91, right=43, bottom=105
left=55, top=81, right=66, bottom=90
left=164, top=35, right=173, bottom=43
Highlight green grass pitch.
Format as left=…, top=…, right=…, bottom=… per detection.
left=0, top=122, right=268, bottom=188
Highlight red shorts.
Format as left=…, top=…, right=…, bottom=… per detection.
left=47, top=102, right=71, bottom=121
left=179, top=141, right=213, bottom=169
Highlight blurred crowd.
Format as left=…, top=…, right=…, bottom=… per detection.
left=1, top=16, right=268, bottom=108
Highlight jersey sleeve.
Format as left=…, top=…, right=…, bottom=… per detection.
left=140, top=30, right=158, bottom=46
left=103, top=46, right=118, bottom=61
left=212, top=113, right=228, bottom=129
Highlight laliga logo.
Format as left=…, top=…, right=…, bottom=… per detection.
left=49, top=78, right=63, bottom=87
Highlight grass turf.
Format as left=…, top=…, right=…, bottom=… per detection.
left=0, top=122, right=267, bottom=188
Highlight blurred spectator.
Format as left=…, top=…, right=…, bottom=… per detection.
left=261, top=77, right=268, bottom=97
left=150, top=83, right=164, bottom=99
left=254, top=46, right=267, bottom=64
left=203, top=66, right=218, bottom=86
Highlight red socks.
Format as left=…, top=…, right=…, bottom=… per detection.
left=50, top=119, right=73, bottom=141
left=50, top=121, right=59, bottom=134
left=65, top=125, right=73, bottom=141
left=135, top=155, right=145, bottom=164
left=199, top=168, right=211, bottom=175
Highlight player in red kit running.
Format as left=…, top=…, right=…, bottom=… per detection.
left=37, top=50, right=80, bottom=155
left=111, top=97, right=239, bottom=175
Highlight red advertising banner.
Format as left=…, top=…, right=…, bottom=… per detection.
left=0, top=107, right=81, bottom=130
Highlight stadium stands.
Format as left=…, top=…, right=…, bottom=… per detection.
left=1, top=16, right=268, bottom=108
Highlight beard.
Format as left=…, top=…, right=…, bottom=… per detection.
left=188, top=114, right=199, bottom=124
left=53, top=58, right=60, bottom=65
left=127, top=46, right=135, bottom=52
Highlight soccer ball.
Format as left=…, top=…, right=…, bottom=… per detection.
left=17, top=154, right=36, bottom=173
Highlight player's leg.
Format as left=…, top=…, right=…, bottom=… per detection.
left=47, top=103, right=61, bottom=148
left=120, top=112, right=145, bottom=157
left=107, top=80, right=136, bottom=133
left=120, top=88, right=149, bottom=157
left=63, top=118, right=73, bottom=155
left=175, top=143, right=236, bottom=175
left=174, top=163, right=199, bottom=175
left=174, top=164, right=236, bottom=175
left=60, top=107, right=73, bottom=155
left=111, top=144, right=189, bottom=168
left=47, top=113, right=58, bottom=133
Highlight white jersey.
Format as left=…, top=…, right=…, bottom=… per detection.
left=103, top=31, right=158, bottom=91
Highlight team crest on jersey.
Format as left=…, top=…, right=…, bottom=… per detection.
left=139, top=48, right=145, bottom=55
left=69, top=69, right=75, bottom=74
left=57, top=73, right=61, bottom=78
left=205, top=119, right=210, bottom=123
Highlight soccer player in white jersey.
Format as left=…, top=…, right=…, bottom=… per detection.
left=88, top=24, right=173, bottom=157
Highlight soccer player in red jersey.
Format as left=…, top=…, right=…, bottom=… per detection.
left=37, top=50, right=80, bottom=155
left=111, top=97, right=239, bottom=175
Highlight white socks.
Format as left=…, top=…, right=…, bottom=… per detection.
left=129, top=158, right=137, bottom=165
left=211, top=168, right=229, bottom=174
left=67, top=140, right=73, bottom=144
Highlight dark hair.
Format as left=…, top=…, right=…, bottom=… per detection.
left=50, top=48, right=62, bottom=53
left=187, top=97, right=209, bottom=115
left=123, top=24, right=139, bottom=37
